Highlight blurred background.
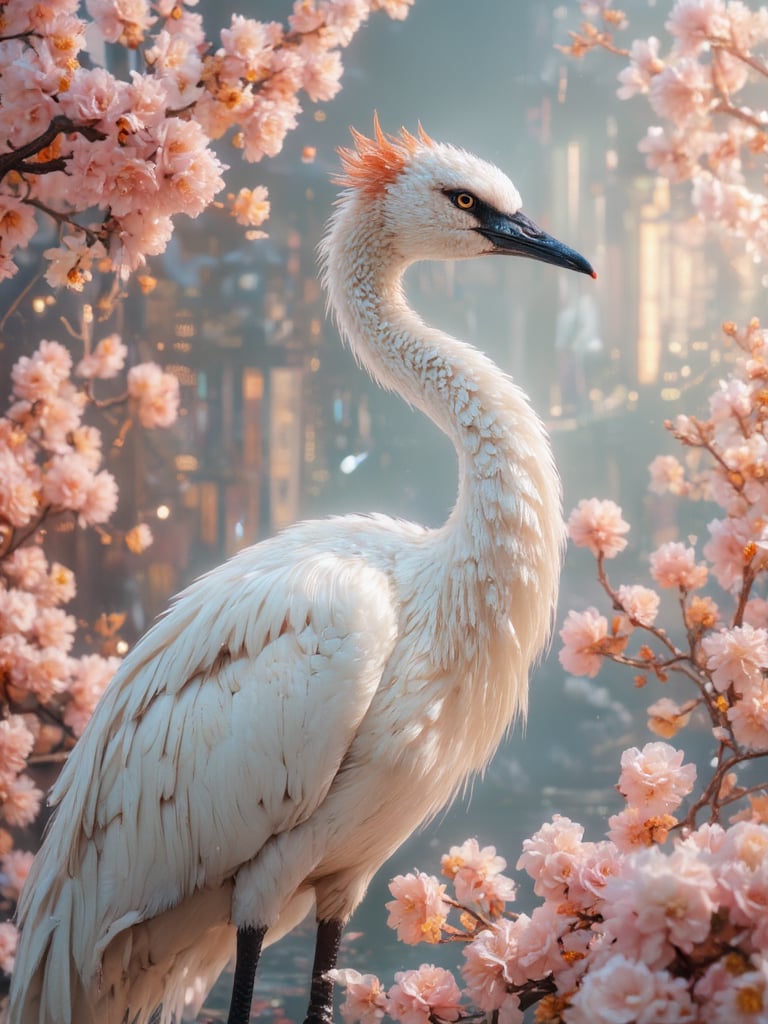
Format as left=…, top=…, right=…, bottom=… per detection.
left=5, top=0, right=768, bottom=1018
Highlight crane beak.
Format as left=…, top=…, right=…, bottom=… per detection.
left=477, top=210, right=596, bottom=278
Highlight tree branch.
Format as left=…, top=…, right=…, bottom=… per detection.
left=0, top=115, right=108, bottom=183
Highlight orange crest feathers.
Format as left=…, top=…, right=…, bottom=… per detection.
left=334, top=114, right=434, bottom=197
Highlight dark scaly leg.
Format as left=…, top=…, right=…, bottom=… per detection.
left=227, top=924, right=267, bottom=1024
left=303, top=917, right=345, bottom=1024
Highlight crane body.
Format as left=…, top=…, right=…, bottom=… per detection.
left=9, top=121, right=594, bottom=1024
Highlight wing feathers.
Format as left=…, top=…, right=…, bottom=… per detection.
left=12, top=536, right=399, bottom=1024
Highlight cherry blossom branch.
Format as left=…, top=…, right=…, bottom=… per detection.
left=681, top=748, right=767, bottom=829
left=24, top=196, right=104, bottom=248
left=0, top=508, right=51, bottom=560
left=712, top=40, right=768, bottom=80
left=556, top=21, right=630, bottom=60
left=0, top=115, right=107, bottom=182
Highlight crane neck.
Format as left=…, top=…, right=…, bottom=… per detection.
left=321, top=197, right=564, bottom=661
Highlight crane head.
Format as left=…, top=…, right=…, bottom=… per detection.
left=335, top=116, right=596, bottom=278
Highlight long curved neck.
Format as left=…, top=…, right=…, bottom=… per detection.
left=321, top=196, right=565, bottom=679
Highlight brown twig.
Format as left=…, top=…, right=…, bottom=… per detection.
left=0, top=115, right=108, bottom=183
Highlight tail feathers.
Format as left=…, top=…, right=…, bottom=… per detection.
left=97, top=889, right=235, bottom=1023
left=9, top=877, right=99, bottom=1024
left=10, top=880, right=235, bottom=1024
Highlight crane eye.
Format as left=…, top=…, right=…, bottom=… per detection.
left=453, top=192, right=476, bottom=211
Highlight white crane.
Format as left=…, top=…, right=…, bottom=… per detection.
left=9, top=119, right=595, bottom=1024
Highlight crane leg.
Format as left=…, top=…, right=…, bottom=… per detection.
left=303, top=917, right=344, bottom=1024
left=227, top=924, right=267, bottom=1024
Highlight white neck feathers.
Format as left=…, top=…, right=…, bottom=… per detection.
left=320, top=193, right=565, bottom=681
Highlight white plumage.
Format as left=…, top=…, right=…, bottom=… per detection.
left=9, top=120, right=593, bottom=1024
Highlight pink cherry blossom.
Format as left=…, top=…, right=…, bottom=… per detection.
left=617, top=36, right=664, bottom=99
left=144, top=30, right=203, bottom=109
left=71, top=425, right=104, bottom=472
left=617, top=584, right=660, bottom=627
left=386, top=965, right=462, bottom=1024
left=512, top=901, right=568, bottom=981
left=240, top=95, right=300, bottom=162
left=649, top=541, right=707, bottom=590
left=568, top=839, right=621, bottom=907
left=65, top=654, right=120, bottom=737
left=461, top=916, right=529, bottom=1013
left=42, top=452, right=96, bottom=513
left=618, top=742, right=697, bottom=817
left=329, top=968, right=387, bottom=1024
left=76, top=334, right=128, bottom=379
left=59, top=65, right=129, bottom=124
left=11, top=644, right=71, bottom=703
left=713, top=822, right=768, bottom=946
left=607, top=806, right=677, bottom=853
left=0, top=588, right=37, bottom=634
left=34, top=11, right=87, bottom=68
left=0, top=445, right=39, bottom=527
left=567, top=498, right=630, bottom=559
left=728, top=682, right=768, bottom=751
left=2, top=774, right=44, bottom=827
left=231, top=186, right=271, bottom=227
left=38, top=562, right=77, bottom=606
left=0, top=922, right=17, bottom=975
left=709, top=376, right=753, bottom=428
left=649, top=58, right=713, bottom=125
left=125, top=523, right=154, bottom=554
left=3, top=546, right=48, bottom=591
left=703, top=515, right=753, bottom=590
left=0, top=715, right=35, bottom=784
left=86, top=0, right=155, bottom=48
left=385, top=871, right=449, bottom=945
left=710, top=964, right=768, bottom=1024
left=516, top=814, right=584, bottom=900
left=371, top=0, right=415, bottom=18
left=599, top=845, right=718, bottom=968
left=127, top=363, right=180, bottom=428
left=665, top=0, right=729, bottom=54
left=701, top=624, right=768, bottom=694
left=564, top=955, right=696, bottom=1024
left=638, top=125, right=698, bottom=183
left=727, top=2, right=768, bottom=49
left=646, top=697, right=692, bottom=739
left=152, top=118, right=226, bottom=218
left=33, top=608, right=77, bottom=651
left=0, top=849, right=34, bottom=899
left=319, top=0, right=370, bottom=47
left=678, top=822, right=726, bottom=856
left=11, top=341, right=72, bottom=402
left=35, top=387, right=87, bottom=451
left=289, top=0, right=325, bottom=35
left=80, top=469, right=119, bottom=526
left=218, top=15, right=282, bottom=83
left=441, top=838, right=516, bottom=911
left=558, top=607, right=609, bottom=678
left=648, top=454, right=687, bottom=496
left=112, top=212, right=174, bottom=272
left=0, top=196, right=38, bottom=258
left=43, top=236, right=103, bottom=291
left=300, top=45, right=344, bottom=101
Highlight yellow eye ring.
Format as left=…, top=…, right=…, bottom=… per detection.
left=455, top=192, right=475, bottom=210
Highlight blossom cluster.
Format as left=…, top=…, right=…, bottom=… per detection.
left=333, top=767, right=768, bottom=1023
left=564, top=0, right=768, bottom=269
left=0, top=332, right=177, bottom=966
left=0, top=0, right=414, bottom=285
left=560, top=319, right=768, bottom=812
